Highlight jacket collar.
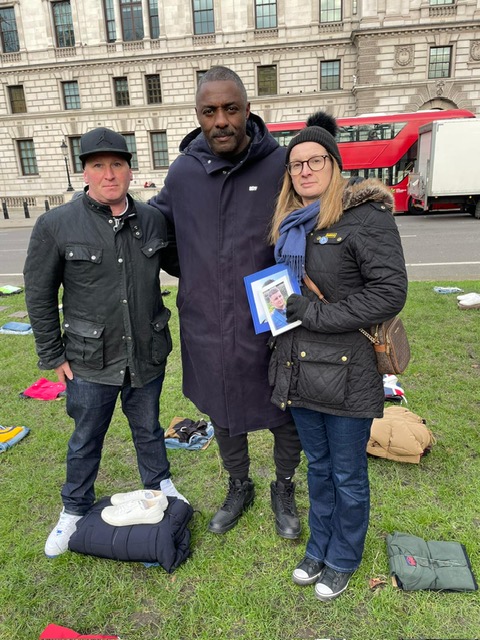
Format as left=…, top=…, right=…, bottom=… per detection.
left=178, top=112, right=281, bottom=174
left=83, top=189, right=137, bottom=219
left=342, top=178, right=395, bottom=212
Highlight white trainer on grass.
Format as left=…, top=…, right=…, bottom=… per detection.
left=45, top=509, right=83, bottom=558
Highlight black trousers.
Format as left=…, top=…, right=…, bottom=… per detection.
left=211, top=419, right=302, bottom=481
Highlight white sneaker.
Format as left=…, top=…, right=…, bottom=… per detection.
left=110, top=489, right=163, bottom=505
left=45, top=509, right=83, bottom=558
left=457, top=292, right=478, bottom=302
left=458, top=293, right=480, bottom=309
left=101, top=494, right=168, bottom=527
left=160, top=478, right=190, bottom=504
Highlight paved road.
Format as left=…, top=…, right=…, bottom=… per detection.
left=0, top=209, right=179, bottom=287
left=1, top=209, right=479, bottom=287
left=394, top=211, right=479, bottom=282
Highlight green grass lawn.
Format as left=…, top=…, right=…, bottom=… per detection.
left=1, top=281, right=479, bottom=640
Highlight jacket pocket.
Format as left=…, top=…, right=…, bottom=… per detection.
left=65, top=245, right=103, bottom=264
left=296, top=340, right=351, bottom=406
left=151, top=307, right=172, bottom=365
left=63, top=317, right=105, bottom=370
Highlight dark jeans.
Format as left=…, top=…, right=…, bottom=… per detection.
left=211, top=419, right=301, bottom=480
left=62, top=373, right=170, bottom=515
left=290, top=407, right=372, bottom=572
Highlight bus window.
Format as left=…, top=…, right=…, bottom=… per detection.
left=341, top=167, right=392, bottom=185
left=338, top=121, right=407, bottom=143
left=337, top=126, right=356, bottom=143
left=391, top=142, right=417, bottom=185
left=269, top=129, right=301, bottom=146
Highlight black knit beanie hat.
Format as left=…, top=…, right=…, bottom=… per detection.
left=286, top=111, right=342, bottom=170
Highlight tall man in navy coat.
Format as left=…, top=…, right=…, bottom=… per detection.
left=149, top=66, right=301, bottom=538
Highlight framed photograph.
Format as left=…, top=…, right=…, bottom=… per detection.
left=244, top=263, right=302, bottom=335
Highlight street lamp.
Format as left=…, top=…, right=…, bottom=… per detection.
left=60, top=139, right=74, bottom=191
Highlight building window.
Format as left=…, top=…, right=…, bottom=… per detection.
left=103, top=0, right=116, bottom=42
left=320, top=60, right=341, bottom=90
left=114, top=77, right=130, bottom=106
left=62, top=81, right=80, bottom=109
left=320, top=0, right=342, bottom=23
left=257, top=65, right=277, bottom=96
left=149, top=0, right=160, bottom=38
left=255, top=0, right=277, bottom=29
left=196, top=70, right=207, bottom=87
left=8, top=85, right=26, bottom=114
left=0, top=7, right=20, bottom=52
left=428, top=46, right=452, bottom=78
left=120, top=0, right=144, bottom=41
left=18, top=139, right=38, bottom=175
left=429, top=0, right=454, bottom=4
left=146, top=74, right=162, bottom=104
left=123, top=133, right=138, bottom=170
left=52, top=1, right=75, bottom=48
left=193, top=0, right=214, bottom=35
left=151, top=132, right=168, bottom=168
left=70, top=137, right=82, bottom=173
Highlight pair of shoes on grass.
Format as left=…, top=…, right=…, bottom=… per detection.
left=101, top=489, right=169, bottom=527
left=102, top=478, right=189, bottom=527
left=292, top=556, right=353, bottom=602
left=45, top=479, right=188, bottom=558
left=207, top=477, right=301, bottom=538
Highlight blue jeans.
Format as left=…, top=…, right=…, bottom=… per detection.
left=62, top=373, right=170, bottom=515
left=290, top=407, right=372, bottom=572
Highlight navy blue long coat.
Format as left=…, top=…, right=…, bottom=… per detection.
left=149, top=114, right=291, bottom=436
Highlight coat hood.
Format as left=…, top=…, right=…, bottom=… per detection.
left=343, top=177, right=395, bottom=212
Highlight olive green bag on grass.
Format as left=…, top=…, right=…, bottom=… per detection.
left=386, top=531, right=478, bottom=592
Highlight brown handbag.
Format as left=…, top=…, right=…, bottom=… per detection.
left=302, top=274, right=410, bottom=375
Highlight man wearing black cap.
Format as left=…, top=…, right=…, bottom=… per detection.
left=24, top=127, right=186, bottom=558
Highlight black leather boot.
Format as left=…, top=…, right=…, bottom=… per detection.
left=270, top=481, right=301, bottom=539
left=208, top=478, right=255, bottom=534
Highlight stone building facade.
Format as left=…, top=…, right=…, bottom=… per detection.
left=0, top=0, right=479, bottom=204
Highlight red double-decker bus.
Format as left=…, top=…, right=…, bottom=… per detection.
left=267, top=109, right=475, bottom=214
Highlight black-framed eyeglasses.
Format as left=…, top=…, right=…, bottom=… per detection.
left=286, top=155, right=330, bottom=176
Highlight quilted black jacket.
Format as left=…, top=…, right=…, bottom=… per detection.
left=24, top=191, right=179, bottom=387
left=269, top=178, right=408, bottom=419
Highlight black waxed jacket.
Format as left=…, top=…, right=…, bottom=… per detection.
left=269, top=179, right=408, bottom=419
left=24, top=191, right=179, bottom=387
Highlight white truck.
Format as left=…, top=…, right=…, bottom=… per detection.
left=408, top=117, right=480, bottom=219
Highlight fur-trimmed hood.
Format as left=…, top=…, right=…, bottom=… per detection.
left=342, top=177, right=395, bottom=212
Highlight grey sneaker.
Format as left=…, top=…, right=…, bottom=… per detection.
left=315, top=566, right=354, bottom=601
left=292, top=556, right=325, bottom=585
left=44, top=509, right=83, bottom=558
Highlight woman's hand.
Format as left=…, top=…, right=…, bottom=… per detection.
left=286, top=294, right=310, bottom=323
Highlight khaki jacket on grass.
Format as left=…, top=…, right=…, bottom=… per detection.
left=367, top=406, right=434, bottom=464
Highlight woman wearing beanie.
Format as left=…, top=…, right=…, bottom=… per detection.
left=268, top=111, right=408, bottom=601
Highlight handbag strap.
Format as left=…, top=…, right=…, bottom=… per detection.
left=302, top=274, right=328, bottom=304
left=302, top=274, right=378, bottom=345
